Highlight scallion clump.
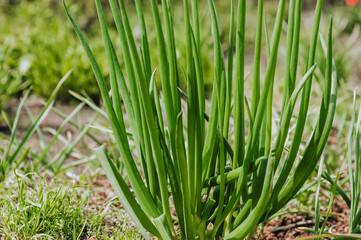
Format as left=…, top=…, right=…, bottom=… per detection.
left=64, top=0, right=337, bottom=239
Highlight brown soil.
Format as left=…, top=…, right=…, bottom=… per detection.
left=2, top=95, right=108, bottom=172
left=257, top=197, right=350, bottom=240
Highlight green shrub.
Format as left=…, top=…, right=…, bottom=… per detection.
left=0, top=38, right=29, bottom=110
left=0, top=0, right=107, bottom=102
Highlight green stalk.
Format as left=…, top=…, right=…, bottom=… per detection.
left=232, top=0, right=246, bottom=169
left=114, top=0, right=175, bottom=230
left=38, top=102, right=85, bottom=164
left=94, top=146, right=159, bottom=238
left=270, top=0, right=324, bottom=204
left=281, top=0, right=296, bottom=113
left=183, top=0, right=198, bottom=222
left=4, top=89, right=31, bottom=161
left=64, top=1, right=168, bottom=230
left=7, top=72, right=69, bottom=166
left=289, top=0, right=303, bottom=98
left=149, top=0, right=175, bottom=133
left=190, top=31, right=204, bottom=219
left=191, top=0, right=200, bottom=47
left=314, top=158, right=325, bottom=235
left=271, top=18, right=336, bottom=215
left=250, top=0, right=263, bottom=129
left=94, top=0, right=122, bottom=122
left=211, top=0, right=286, bottom=236
left=203, top=156, right=266, bottom=187
left=108, top=0, right=148, bottom=189
left=161, top=0, right=181, bottom=116
left=134, top=0, right=152, bottom=80
left=223, top=0, right=235, bottom=139
left=176, top=112, right=194, bottom=239
left=226, top=155, right=275, bottom=240
left=352, top=102, right=361, bottom=231
left=207, top=1, right=227, bottom=231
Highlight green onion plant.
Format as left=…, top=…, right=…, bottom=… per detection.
left=306, top=90, right=361, bottom=240
left=0, top=73, right=69, bottom=179
left=65, top=0, right=337, bottom=239
left=0, top=71, right=100, bottom=179
left=346, top=92, right=361, bottom=234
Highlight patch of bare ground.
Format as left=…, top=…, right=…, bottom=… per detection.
left=1, top=95, right=109, bottom=172
left=256, top=195, right=350, bottom=240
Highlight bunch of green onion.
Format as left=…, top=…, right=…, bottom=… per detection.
left=64, top=0, right=337, bottom=239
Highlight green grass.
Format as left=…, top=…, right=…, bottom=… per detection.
left=346, top=92, right=361, bottom=234
left=0, top=172, right=141, bottom=239
left=0, top=75, right=143, bottom=239
left=0, top=0, right=108, bottom=102
left=0, top=38, right=29, bottom=111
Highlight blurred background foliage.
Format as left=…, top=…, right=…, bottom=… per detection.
left=0, top=0, right=360, bottom=104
